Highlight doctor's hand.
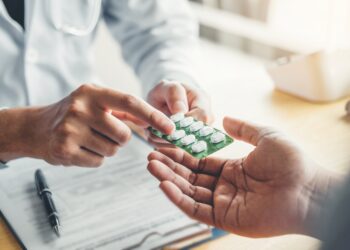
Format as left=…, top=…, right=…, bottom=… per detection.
left=29, top=84, right=174, bottom=167
left=147, top=80, right=214, bottom=147
left=148, top=117, right=335, bottom=238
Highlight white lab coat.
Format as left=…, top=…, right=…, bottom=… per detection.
left=0, top=0, right=198, bottom=107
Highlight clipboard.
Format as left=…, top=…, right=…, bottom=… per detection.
left=0, top=215, right=214, bottom=250
left=0, top=134, right=210, bottom=250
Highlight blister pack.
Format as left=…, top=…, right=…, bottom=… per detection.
left=148, top=113, right=233, bottom=159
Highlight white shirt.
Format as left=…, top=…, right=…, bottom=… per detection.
left=0, top=0, right=199, bottom=107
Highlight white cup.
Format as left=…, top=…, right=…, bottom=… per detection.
left=267, top=50, right=350, bottom=102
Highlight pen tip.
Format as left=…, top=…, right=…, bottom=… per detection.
left=54, top=225, right=61, bottom=237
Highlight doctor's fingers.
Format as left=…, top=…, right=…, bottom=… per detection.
left=80, top=128, right=119, bottom=157
left=184, top=87, right=214, bottom=124
left=163, top=82, right=189, bottom=114
left=111, top=110, right=148, bottom=127
left=93, top=87, right=174, bottom=135
left=50, top=136, right=105, bottom=168
left=144, top=130, right=174, bottom=148
left=71, top=147, right=105, bottom=168
left=90, top=111, right=132, bottom=146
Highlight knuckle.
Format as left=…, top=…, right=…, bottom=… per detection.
left=189, top=185, right=198, bottom=198
left=260, top=127, right=277, bottom=139
left=90, top=157, right=104, bottom=168
left=76, top=83, right=95, bottom=94
left=168, top=83, right=181, bottom=92
left=149, top=110, right=160, bottom=125
left=188, top=173, right=197, bottom=185
left=237, top=121, right=246, bottom=138
left=169, top=85, right=185, bottom=99
left=62, top=161, right=73, bottom=167
left=106, top=145, right=118, bottom=157
left=52, top=143, right=73, bottom=162
left=192, top=201, right=200, bottom=217
left=118, top=128, right=132, bottom=145
left=71, top=84, right=98, bottom=99
left=198, top=158, right=207, bottom=172
left=264, top=126, right=276, bottom=134
left=122, top=94, right=138, bottom=108
left=55, top=122, right=74, bottom=138
left=67, top=101, right=84, bottom=118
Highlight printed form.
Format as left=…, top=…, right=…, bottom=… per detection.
left=0, top=135, right=208, bottom=250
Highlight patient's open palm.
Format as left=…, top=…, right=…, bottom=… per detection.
left=148, top=117, right=316, bottom=237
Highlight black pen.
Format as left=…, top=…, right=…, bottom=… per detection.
left=35, top=169, right=61, bottom=237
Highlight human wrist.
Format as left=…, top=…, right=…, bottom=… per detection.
left=0, top=107, right=47, bottom=161
left=301, top=167, right=345, bottom=238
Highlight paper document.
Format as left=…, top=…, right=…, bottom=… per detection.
left=0, top=135, right=208, bottom=250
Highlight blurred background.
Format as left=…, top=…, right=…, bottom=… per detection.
left=92, top=0, right=349, bottom=169
left=190, top=0, right=350, bottom=59
left=93, top=0, right=350, bottom=104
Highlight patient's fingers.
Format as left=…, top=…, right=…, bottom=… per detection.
left=146, top=130, right=169, bottom=143
left=156, top=148, right=227, bottom=176
left=149, top=151, right=191, bottom=177
left=160, top=181, right=215, bottom=226
left=148, top=160, right=213, bottom=204
left=148, top=151, right=218, bottom=190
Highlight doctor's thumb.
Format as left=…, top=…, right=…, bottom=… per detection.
left=165, top=84, right=189, bottom=114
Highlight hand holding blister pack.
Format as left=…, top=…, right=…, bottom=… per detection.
left=148, top=113, right=233, bottom=158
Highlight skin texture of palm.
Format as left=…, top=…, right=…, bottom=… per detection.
left=148, top=117, right=321, bottom=238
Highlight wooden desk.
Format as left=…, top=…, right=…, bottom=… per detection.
left=195, top=42, right=350, bottom=250
left=0, top=217, right=20, bottom=250
left=1, top=41, right=349, bottom=249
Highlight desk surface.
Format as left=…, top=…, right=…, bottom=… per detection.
left=1, top=40, right=349, bottom=249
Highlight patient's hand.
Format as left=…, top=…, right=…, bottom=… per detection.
left=148, top=117, right=332, bottom=238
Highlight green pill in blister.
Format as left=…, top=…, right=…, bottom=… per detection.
left=148, top=113, right=234, bottom=159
